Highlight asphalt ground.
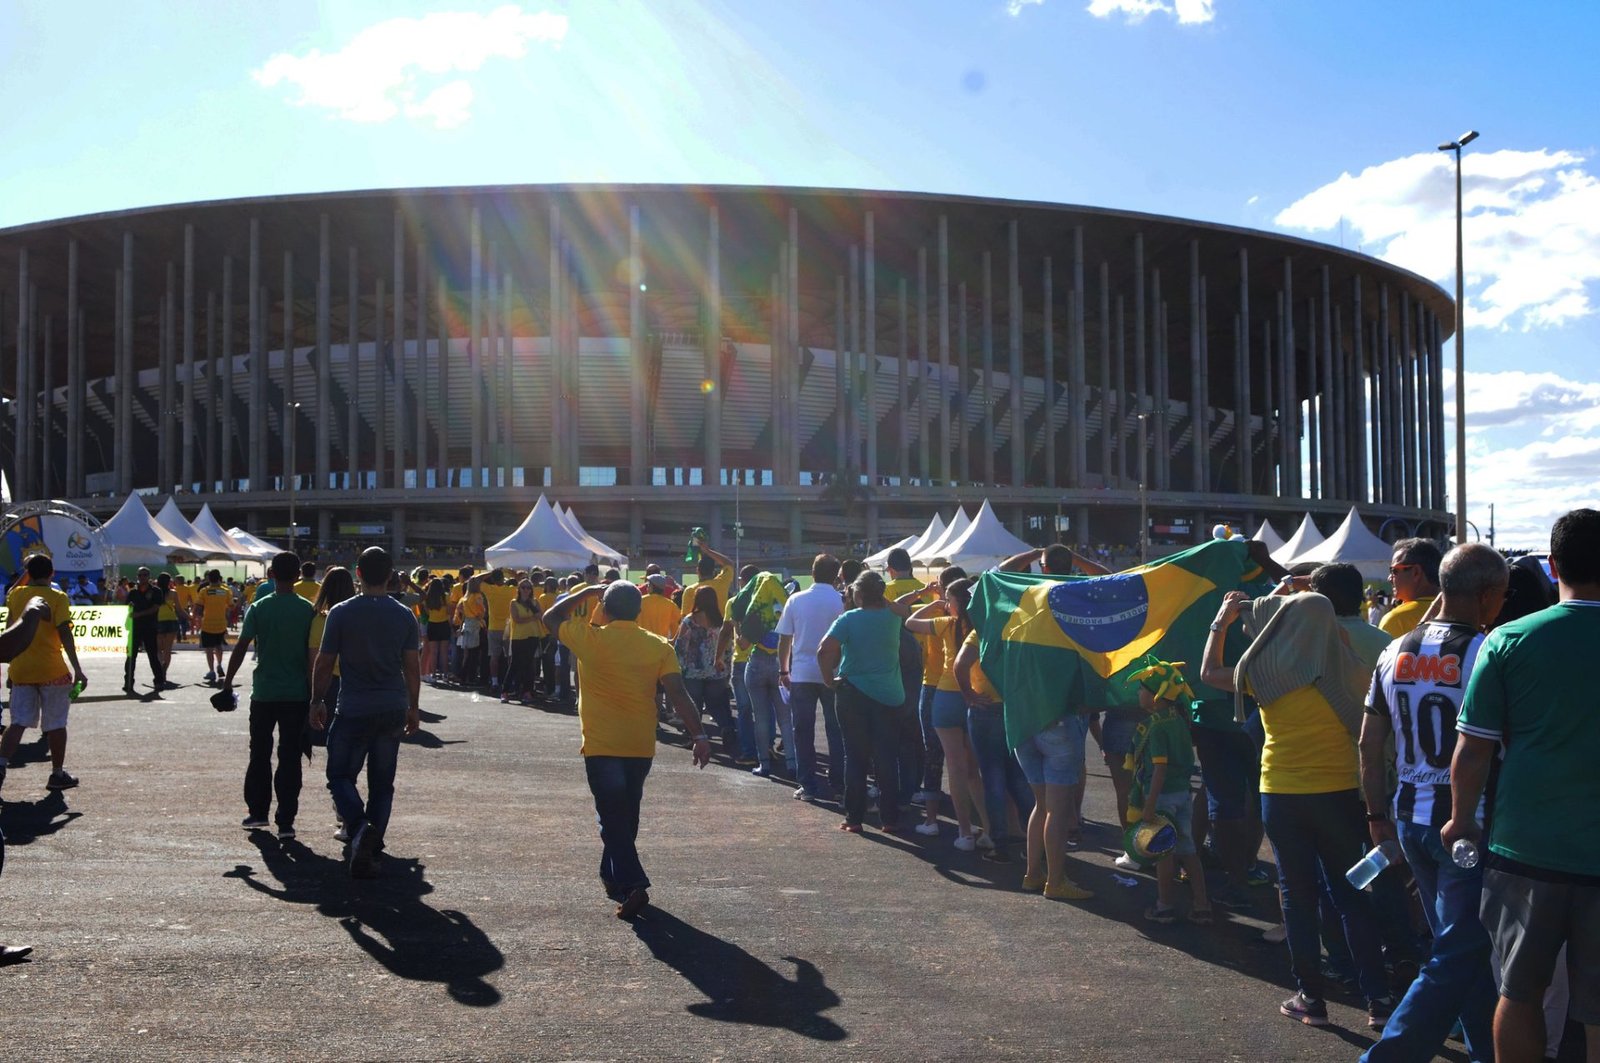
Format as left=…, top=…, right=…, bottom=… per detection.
left=0, top=646, right=1485, bottom=1062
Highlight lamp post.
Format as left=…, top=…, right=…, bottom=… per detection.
left=1438, top=129, right=1479, bottom=546
left=287, top=401, right=301, bottom=552
left=1137, top=413, right=1149, bottom=563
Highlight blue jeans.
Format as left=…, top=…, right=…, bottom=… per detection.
left=789, top=681, right=842, bottom=797
left=731, top=664, right=757, bottom=759
left=325, top=709, right=406, bottom=843
left=967, top=705, right=1034, bottom=847
left=744, top=653, right=795, bottom=774
left=1262, top=789, right=1389, bottom=1004
left=917, top=685, right=944, bottom=793
left=835, top=681, right=901, bottom=828
left=1361, top=821, right=1497, bottom=1063
left=681, top=675, right=734, bottom=755
left=584, top=755, right=653, bottom=897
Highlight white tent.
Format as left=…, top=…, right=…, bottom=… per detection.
left=191, top=503, right=276, bottom=563
left=912, top=506, right=971, bottom=564
left=553, top=503, right=626, bottom=567
left=1271, top=513, right=1326, bottom=565
left=153, top=498, right=251, bottom=561
left=864, top=534, right=919, bottom=569
left=931, top=500, right=1034, bottom=572
left=1251, top=518, right=1287, bottom=555
left=226, top=527, right=287, bottom=561
left=869, top=512, right=947, bottom=568
left=101, top=494, right=201, bottom=567
left=1293, top=506, right=1396, bottom=581
left=486, top=495, right=595, bottom=571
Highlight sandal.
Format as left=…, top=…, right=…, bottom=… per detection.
left=1143, top=904, right=1178, bottom=925
left=1188, top=908, right=1214, bottom=926
left=839, top=822, right=863, bottom=834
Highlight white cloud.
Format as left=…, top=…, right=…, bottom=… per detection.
left=253, top=5, right=568, bottom=129
left=1086, top=0, right=1214, bottom=24
left=1245, top=193, right=1259, bottom=206
left=1006, top=0, right=1046, bottom=15
left=1275, top=148, right=1600, bottom=331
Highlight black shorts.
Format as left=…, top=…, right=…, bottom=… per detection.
left=157, top=620, right=180, bottom=635
left=1483, top=863, right=1600, bottom=1023
left=200, top=631, right=228, bottom=649
left=427, top=621, right=452, bottom=642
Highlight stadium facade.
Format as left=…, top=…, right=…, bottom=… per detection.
left=0, top=184, right=1453, bottom=558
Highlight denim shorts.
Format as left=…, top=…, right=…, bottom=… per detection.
left=1015, top=714, right=1087, bottom=787
left=1099, top=708, right=1141, bottom=761
left=931, top=688, right=968, bottom=729
left=1190, top=725, right=1259, bottom=822
left=1156, top=789, right=1197, bottom=857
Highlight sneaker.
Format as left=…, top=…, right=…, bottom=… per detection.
left=1262, top=923, right=1288, bottom=944
left=974, top=829, right=995, bottom=852
left=914, top=822, right=941, bottom=836
left=1044, top=879, right=1095, bottom=901
left=1247, top=865, right=1274, bottom=887
left=980, top=846, right=1013, bottom=864
left=277, top=825, right=296, bottom=841
left=1020, top=872, right=1047, bottom=892
left=1144, top=904, right=1178, bottom=925
left=1114, top=853, right=1142, bottom=871
left=45, top=771, right=79, bottom=791
left=1280, top=991, right=1329, bottom=1026
left=348, top=822, right=380, bottom=879
left=203, top=670, right=215, bottom=684
left=911, top=789, right=933, bottom=805
left=1212, top=885, right=1253, bottom=912
left=1367, top=996, right=1396, bottom=1031
left=333, top=825, right=349, bottom=842
left=241, top=816, right=270, bottom=830
left=953, top=833, right=977, bottom=852
left=793, top=786, right=817, bottom=803
left=750, top=764, right=772, bottom=778
left=616, top=887, right=650, bottom=920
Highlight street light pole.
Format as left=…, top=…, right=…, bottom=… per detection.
left=1439, top=129, right=1479, bottom=546
left=288, top=401, right=301, bottom=553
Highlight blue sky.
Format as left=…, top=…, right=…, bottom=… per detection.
left=3, top=0, right=1596, bottom=546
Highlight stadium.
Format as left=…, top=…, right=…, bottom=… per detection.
left=0, top=184, right=1453, bottom=561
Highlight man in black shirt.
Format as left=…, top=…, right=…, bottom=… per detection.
left=123, top=567, right=167, bottom=697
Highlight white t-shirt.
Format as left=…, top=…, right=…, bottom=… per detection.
left=773, top=583, right=844, bottom=685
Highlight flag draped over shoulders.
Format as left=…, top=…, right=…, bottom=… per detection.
left=967, top=540, right=1273, bottom=749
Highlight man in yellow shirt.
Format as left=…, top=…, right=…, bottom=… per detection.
left=545, top=581, right=708, bottom=920
left=681, top=536, right=734, bottom=614
left=1379, top=539, right=1442, bottom=639
left=480, top=569, right=519, bottom=693
left=172, top=575, right=195, bottom=642
left=637, top=575, right=682, bottom=639
left=1, top=554, right=89, bottom=794
left=293, top=562, right=321, bottom=603
left=195, top=569, right=235, bottom=684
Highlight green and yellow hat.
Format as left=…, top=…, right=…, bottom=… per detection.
left=1126, top=654, right=1195, bottom=704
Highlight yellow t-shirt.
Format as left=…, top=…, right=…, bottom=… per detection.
left=929, top=616, right=963, bottom=693
left=173, top=583, right=195, bottom=613
left=683, top=568, right=734, bottom=615
left=198, top=584, right=233, bottom=634
left=308, top=613, right=340, bottom=676
left=482, top=583, right=518, bottom=629
left=247, top=582, right=265, bottom=604
left=423, top=604, right=451, bottom=624
left=1255, top=683, right=1359, bottom=795
left=509, top=600, right=543, bottom=640
left=293, top=579, right=320, bottom=603
left=456, top=593, right=486, bottom=625
left=960, top=630, right=998, bottom=701
left=4, top=584, right=72, bottom=685
left=558, top=618, right=681, bottom=757
left=449, top=584, right=465, bottom=609
left=884, top=576, right=926, bottom=602
left=1378, top=596, right=1435, bottom=639
left=157, top=590, right=178, bottom=622
left=638, top=593, right=683, bottom=640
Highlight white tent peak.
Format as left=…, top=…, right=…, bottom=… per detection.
left=927, top=499, right=1033, bottom=572
left=867, top=512, right=948, bottom=568
left=193, top=504, right=278, bottom=562
left=486, top=494, right=595, bottom=571
left=1272, top=513, right=1326, bottom=565
left=553, top=503, right=625, bottom=566
left=912, top=506, right=971, bottom=563
left=100, top=493, right=198, bottom=566
left=1293, top=506, right=1396, bottom=581
left=1251, top=519, right=1286, bottom=554
left=153, top=497, right=247, bottom=561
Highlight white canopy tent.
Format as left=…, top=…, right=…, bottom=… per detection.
left=153, top=498, right=253, bottom=562
left=929, top=500, right=1034, bottom=573
left=864, top=534, right=919, bottom=569
left=101, top=494, right=201, bottom=567
left=912, top=506, right=971, bottom=565
left=190, top=503, right=276, bottom=563
left=1271, top=513, right=1326, bottom=565
left=553, top=504, right=626, bottom=567
left=485, top=495, right=595, bottom=571
left=1293, top=506, right=1396, bottom=581
left=1251, top=518, right=1287, bottom=555
left=226, top=527, right=287, bottom=561
left=868, top=512, right=946, bottom=568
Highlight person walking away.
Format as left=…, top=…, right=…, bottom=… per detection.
left=777, top=554, right=846, bottom=803
left=306, top=567, right=356, bottom=761
left=0, top=554, right=89, bottom=794
left=222, top=552, right=315, bottom=840
left=1445, top=508, right=1600, bottom=1063
left=1359, top=544, right=1505, bottom=1063
left=544, top=580, right=710, bottom=919
left=481, top=569, right=517, bottom=694
left=293, top=562, right=321, bottom=603
left=638, top=575, right=682, bottom=640
left=154, top=573, right=180, bottom=685
left=1380, top=538, right=1443, bottom=639
left=729, top=569, right=793, bottom=780
left=0, top=593, right=60, bottom=963
left=1122, top=656, right=1210, bottom=924
left=420, top=577, right=452, bottom=684
left=672, top=587, right=736, bottom=757
left=195, top=569, right=233, bottom=684
left=455, top=575, right=488, bottom=687
left=311, top=548, right=422, bottom=879
left=817, top=571, right=905, bottom=835
left=123, top=567, right=167, bottom=697
left=1202, top=586, right=1397, bottom=1030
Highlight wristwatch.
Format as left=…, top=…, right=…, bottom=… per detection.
left=1208, top=621, right=1223, bottom=632
left=1365, top=811, right=1390, bottom=823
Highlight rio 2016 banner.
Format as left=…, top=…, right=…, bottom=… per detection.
left=0, top=605, right=129, bottom=654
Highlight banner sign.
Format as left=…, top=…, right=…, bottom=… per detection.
left=0, top=605, right=129, bottom=654
left=0, top=513, right=110, bottom=582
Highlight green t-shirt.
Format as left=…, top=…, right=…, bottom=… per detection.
left=1190, top=623, right=1250, bottom=732
left=824, top=607, right=905, bottom=707
left=1458, top=600, right=1600, bottom=877
left=240, top=587, right=315, bottom=702
left=1128, top=706, right=1195, bottom=801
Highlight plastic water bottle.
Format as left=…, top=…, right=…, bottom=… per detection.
left=1346, top=840, right=1401, bottom=890
left=1451, top=838, right=1480, bottom=869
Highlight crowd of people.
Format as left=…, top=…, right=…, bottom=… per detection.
left=0, top=508, right=1594, bottom=1062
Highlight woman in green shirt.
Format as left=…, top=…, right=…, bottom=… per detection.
left=817, top=571, right=905, bottom=834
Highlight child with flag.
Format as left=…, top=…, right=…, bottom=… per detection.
left=1124, top=655, right=1212, bottom=926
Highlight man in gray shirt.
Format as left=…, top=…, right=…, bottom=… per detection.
left=311, top=547, right=421, bottom=879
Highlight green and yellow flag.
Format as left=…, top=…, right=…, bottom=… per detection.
left=967, top=540, right=1272, bottom=748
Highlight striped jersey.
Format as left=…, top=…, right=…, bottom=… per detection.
left=1366, top=619, right=1484, bottom=827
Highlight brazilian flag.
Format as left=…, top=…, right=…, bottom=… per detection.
left=967, top=540, right=1273, bottom=749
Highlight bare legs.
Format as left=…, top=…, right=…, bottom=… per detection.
left=935, top=726, right=989, bottom=840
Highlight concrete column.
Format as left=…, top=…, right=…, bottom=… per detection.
left=66, top=239, right=80, bottom=495
left=705, top=204, right=722, bottom=489
left=436, top=272, right=448, bottom=487
left=1043, top=257, right=1056, bottom=489
left=374, top=277, right=386, bottom=489
left=501, top=272, right=513, bottom=486
left=23, top=282, right=36, bottom=500
left=834, top=273, right=847, bottom=472
left=392, top=213, right=407, bottom=487
left=1199, top=276, right=1211, bottom=493
left=1115, top=294, right=1127, bottom=487
left=346, top=247, right=359, bottom=489
left=469, top=206, right=483, bottom=485
left=121, top=233, right=134, bottom=494
left=1098, top=261, right=1112, bottom=485
left=205, top=289, right=217, bottom=492
left=1007, top=220, right=1023, bottom=487
left=548, top=205, right=562, bottom=486
left=629, top=206, right=646, bottom=488
left=1071, top=227, right=1086, bottom=488
left=1237, top=247, right=1251, bottom=496
left=788, top=212, right=799, bottom=487
left=864, top=212, right=877, bottom=487
left=1282, top=259, right=1297, bottom=497
left=937, top=215, right=951, bottom=486
left=1400, top=291, right=1416, bottom=507
left=1151, top=270, right=1165, bottom=491
left=898, top=275, right=910, bottom=483
left=1306, top=296, right=1319, bottom=500
left=1377, top=286, right=1391, bottom=503
left=1432, top=314, right=1447, bottom=511
left=316, top=216, right=330, bottom=488
left=41, top=314, right=52, bottom=497
left=1416, top=308, right=1431, bottom=510
left=113, top=267, right=123, bottom=497
left=981, top=250, right=994, bottom=486
left=317, top=510, right=331, bottom=547
left=248, top=219, right=263, bottom=492
left=282, top=250, right=294, bottom=492
left=1320, top=266, right=1336, bottom=500
left=917, top=246, right=929, bottom=485
left=162, top=260, right=177, bottom=492
left=416, top=238, right=429, bottom=487
left=1262, top=317, right=1275, bottom=493
left=221, top=254, right=233, bottom=491
left=182, top=226, right=195, bottom=493
left=629, top=503, right=643, bottom=558
left=1332, top=307, right=1346, bottom=500
left=1133, top=233, right=1147, bottom=456
left=391, top=506, right=406, bottom=561
left=1189, top=240, right=1203, bottom=492
left=849, top=245, right=860, bottom=477
left=1352, top=278, right=1366, bottom=504
left=957, top=283, right=969, bottom=484
left=1368, top=321, right=1382, bottom=504
left=771, top=265, right=783, bottom=484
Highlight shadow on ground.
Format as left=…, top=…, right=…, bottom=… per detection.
left=0, top=791, right=80, bottom=848
left=224, top=833, right=504, bottom=1006
left=630, top=906, right=846, bottom=1042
